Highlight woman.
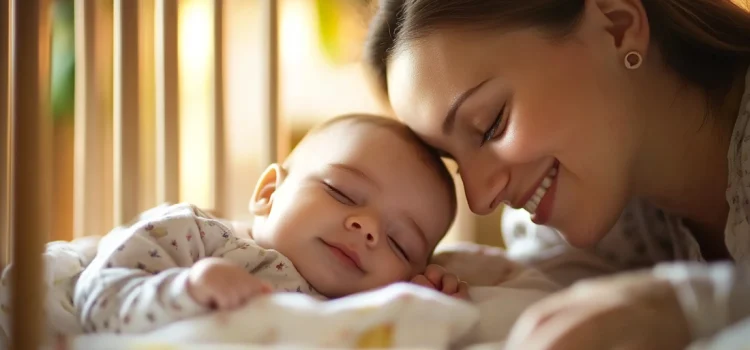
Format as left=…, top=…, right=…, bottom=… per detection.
left=364, top=0, right=750, bottom=348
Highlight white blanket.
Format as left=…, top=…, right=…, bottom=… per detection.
left=0, top=236, right=554, bottom=349
left=3, top=238, right=746, bottom=349
left=71, top=283, right=478, bottom=349
left=1, top=238, right=520, bottom=349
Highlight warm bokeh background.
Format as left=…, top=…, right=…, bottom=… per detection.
left=34, top=0, right=505, bottom=251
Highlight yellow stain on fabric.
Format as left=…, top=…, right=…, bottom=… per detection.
left=356, top=323, right=394, bottom=348
left=148, top=227, right=169, bottom=239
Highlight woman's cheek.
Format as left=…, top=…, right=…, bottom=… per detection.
left=496, top=110, right=556, bottom=163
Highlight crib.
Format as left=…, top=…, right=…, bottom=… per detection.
left=1, top=0, right=286, bottom=348
left=1, top=1, right=512, bottom=348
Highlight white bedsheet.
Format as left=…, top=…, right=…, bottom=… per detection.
left=5, top=238, right=744, bottom=349
left=2, top=237, right=491, bottom=349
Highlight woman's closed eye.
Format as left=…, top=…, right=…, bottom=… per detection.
left=388, top=236, right=410, bottom=262
left=324, top=183, right=356, bottom=205
left=480, top=103, right=508, bottom=146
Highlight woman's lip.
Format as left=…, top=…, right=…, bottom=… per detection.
left=531, top=172, right=558, bottom=225
left=514, top=161, right=559, bottom=209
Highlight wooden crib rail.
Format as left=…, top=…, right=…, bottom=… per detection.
left=5, top=0, right=282, bottom=348
left=155, top=0, right=180, bottom=206
left=113, top=0, right=141, bottom=226
left=1, top=0, right=10, bottom=271
left=10, top=1, right=53, bottom=349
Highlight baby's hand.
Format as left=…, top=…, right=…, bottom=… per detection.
left=188, top=257, right=272, bottom=310
left=411, top=264, right=470, bottom=301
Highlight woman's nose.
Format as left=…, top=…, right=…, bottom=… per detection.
left=345, top=215, right=380, bottom=246
left=461, top=162, right=509, bottom=215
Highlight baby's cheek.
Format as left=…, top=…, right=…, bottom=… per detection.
left=371, top=258, right=410, bottom=286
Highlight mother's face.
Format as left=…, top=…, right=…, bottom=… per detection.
left=387, top=21, right=645, bottom=247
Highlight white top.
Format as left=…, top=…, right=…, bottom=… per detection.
left=502, top=67, right=750, bottom=341
left=73, top=203, right=321, bottom=334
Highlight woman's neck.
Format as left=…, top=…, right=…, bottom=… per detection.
left=633, top=65, right=746, bottom=241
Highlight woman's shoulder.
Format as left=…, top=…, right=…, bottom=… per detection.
left=500, top=200, right=699, bottom=272
left=594, top=199, right=703, bottom=268
left=723, top=66, right=750, bottom=261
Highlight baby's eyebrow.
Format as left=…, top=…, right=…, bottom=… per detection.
left=327, top=163, right=380, bottom=189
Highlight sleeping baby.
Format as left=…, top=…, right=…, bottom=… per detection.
left=73, top=114, right=468, bottom=334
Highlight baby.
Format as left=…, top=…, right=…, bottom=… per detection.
left=74, top=114, right=466, bottom=334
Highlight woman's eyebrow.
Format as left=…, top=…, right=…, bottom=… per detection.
left=442, top=78, right=489, bottom=134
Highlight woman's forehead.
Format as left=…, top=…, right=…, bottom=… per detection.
left=387, top=37, right=480, bottom=134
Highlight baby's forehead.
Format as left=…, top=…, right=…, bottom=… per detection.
left=293, top=120, right=422, bottom=160
left=314, top=118, right=414, bottom=144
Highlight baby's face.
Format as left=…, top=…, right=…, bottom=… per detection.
left=252, top=122, right=454, bottom=298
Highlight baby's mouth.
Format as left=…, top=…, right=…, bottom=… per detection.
left=320, top=239, right=365, bottom=273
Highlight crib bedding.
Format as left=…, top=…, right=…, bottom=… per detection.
left=65, top=282, right=480, bottom=349
left=0, top=237, right=536, bottom=349
left=2, top=238, right=747, bottom=350
left=58, top=285, right=551, bottom=350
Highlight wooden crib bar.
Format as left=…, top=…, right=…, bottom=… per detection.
left=10, top=0, right=53, bottom=349
left=261, top=0, right=282, bottom=166
left=74, top=0, right=107, bottom=237
left=5, top=0, right=282, bottom=347
left=213, top=0, right=226, bottom=215
left=155, top=0, right=180, bottom=206
left=113, top=0, right=141, bottom=226
left=1, top=0, right=10, bottom=269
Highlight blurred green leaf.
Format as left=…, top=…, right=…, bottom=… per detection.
left=316, top=0, right=342, bottom=64
left=51, top=0, right=75, bottom=123
left=316, top=0, right=375, bottom=64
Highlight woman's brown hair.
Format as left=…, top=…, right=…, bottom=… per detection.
left=365, top=0, right=750, bottom=109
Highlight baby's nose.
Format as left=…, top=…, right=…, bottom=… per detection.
left=345, top=215, right=379, bottom=244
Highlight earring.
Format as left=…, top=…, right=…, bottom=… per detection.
left=624, top=51, right=642, bottom=70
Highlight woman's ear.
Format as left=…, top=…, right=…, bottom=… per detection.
left=593, top=0, right=650, bottom=56
left=250, top=164, right=285, bottom=216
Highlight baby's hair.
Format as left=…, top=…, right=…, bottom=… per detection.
left=285, top=113, right=458, bottom=220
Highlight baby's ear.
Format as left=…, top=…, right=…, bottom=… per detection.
left=250, top=164, right=284, bottom=216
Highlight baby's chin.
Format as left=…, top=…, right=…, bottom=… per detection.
left=306, top=278, right=356, bottom=299
left=303, top=270, right=403, bottom=299
left=295, top=264, right=354, bottom=298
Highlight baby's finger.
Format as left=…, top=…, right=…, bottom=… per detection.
left=259, top=281, right=273, bottom=293
left=223, top=284, right=246, bottom=309
left=240, top=280, right=272, bottom=303
left=411, top=275, right=436, bottom=289
left=424, top=264, right=446, bottom=289
left=214, top=292, right=236, bottom=310
left=453, top=281, right=470, bottom=300
left=441, top=273, right=459, bottom=294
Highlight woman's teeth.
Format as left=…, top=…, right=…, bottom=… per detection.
left=523, top=166, right=558, bottom=214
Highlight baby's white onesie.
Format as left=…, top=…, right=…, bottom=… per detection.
left=74, top=203, right=321, bottom=334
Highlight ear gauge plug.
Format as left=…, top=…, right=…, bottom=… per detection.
left=624, top=51, right=643, bottom=70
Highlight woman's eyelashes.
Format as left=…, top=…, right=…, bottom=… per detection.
left=324, top=182, right=356, bottom=205
left=480, top=104, right=507, bottom=146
